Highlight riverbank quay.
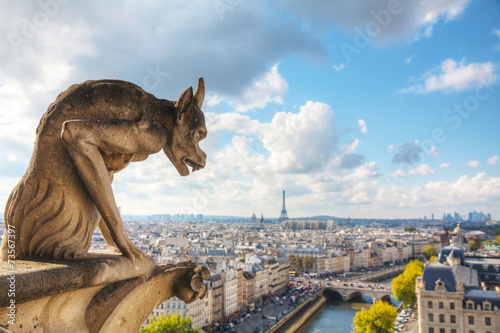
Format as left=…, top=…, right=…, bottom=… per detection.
left=345, top=265, right=405, bottom=283
left=267, top=290, right=326, bottom=333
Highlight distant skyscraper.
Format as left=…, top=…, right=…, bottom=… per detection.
left=279, top=190, right=289, bottom=221
left=260, top=214, right=264, bottom=225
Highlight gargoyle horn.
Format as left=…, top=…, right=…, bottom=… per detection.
left=193, top=78, right=205, bottom=109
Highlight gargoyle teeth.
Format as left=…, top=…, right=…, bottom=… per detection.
left=185, top=158, right=204, bottom=172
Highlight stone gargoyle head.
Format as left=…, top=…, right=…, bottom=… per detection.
left=163, top=78, right=207, bottom=176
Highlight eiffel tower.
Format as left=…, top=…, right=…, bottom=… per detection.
left=279, top=190, right=289, bottom=221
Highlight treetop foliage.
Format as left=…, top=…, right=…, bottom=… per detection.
left=352, top=300, right=398, bottom=333
left=391, top=260, right=423, bottom=309
left=139, top=313, right=200, bottom=333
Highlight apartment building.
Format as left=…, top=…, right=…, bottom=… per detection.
left=416, top=263, right=500, bottom=333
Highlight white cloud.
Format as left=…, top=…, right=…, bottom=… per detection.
left=404, top=55, right=416, bottom=65
left=263, top=101, right=338, bottom=172
left=375, top=173, right=500, bottom=213
left=408, top=164, right=435, bottom=176
left=358, top=119, right=367, bottom=135
left=284, top=0, right=471, bottom=42
left=391, top=169, right=407, bottom=178
left=439, top=162, right=451, bottom=168
left=204, top=94, right=225, bottom=109
left=333, top=63, right=346, bottom=71
left=204, top=64, right=289, bottom=112
left=427, top=146, right=438, bottom=157
left=386, top=144, right=394, bottom=154
left=392, top=163, right=435, bottom=178
left=400, top=59, right=498, bottom=93
left=468, top=160, right=479, bottom=168
left=233, top=64, right=288, bottom=112
left=205, top=113, right=262, bottom=136
left=487, top=155, right=499, bottom=165
left=343, top=139, right=360, bottom=154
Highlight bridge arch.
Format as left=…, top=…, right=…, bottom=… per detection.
left=322, top=285, right=394, bottom=304
left=322, top=288, right=342, bottom=300
left=344, top=291, right=362, bottom=301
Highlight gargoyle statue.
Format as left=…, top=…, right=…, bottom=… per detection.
left=1, top=78, right=207, bottom=262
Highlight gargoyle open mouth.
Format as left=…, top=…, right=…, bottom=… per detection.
left=184, top=158, right=205, bottom=172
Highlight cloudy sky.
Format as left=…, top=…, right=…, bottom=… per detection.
left=1, top=0, right=499, bottom=220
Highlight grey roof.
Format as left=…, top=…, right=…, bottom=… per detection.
left=439, top=246, right=465, bottom=265
left=464, top=288, right=500, bottom=309
left=422, top=263, right=457, bottom=292
left=451, top=264, right=479, bottom=286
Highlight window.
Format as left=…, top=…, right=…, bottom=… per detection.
left=429, top=313, right=434, bottom=322
left=429, top=328, right=434, bottom=333
left=469, top=331, right=475, bottom=333
left=440, top=329, right=445, bottom=333
left=485, top=317, right=491, bottom=326
left=468, top=316, right=474, bottom=325
left=450, top=315, right=456, bottom=324
left=439, top=314, right=445, bottom=323
left=484, top=303, right=490, bottom=310
left=468, top=303, right=473, bottom=309
left=451, top=330, right=456, bottom=333
left=450, top=302, right=455, bottom=310
left=428, top=301, right=433, bottom=308
left=439, top=302, right=444, bottom=309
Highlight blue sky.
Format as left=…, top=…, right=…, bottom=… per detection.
left=0, top=0, right=499, bottom=219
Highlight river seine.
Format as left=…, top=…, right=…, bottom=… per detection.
left=296, top=277, right=401, bottom=333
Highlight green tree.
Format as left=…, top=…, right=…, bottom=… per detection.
left=496, top=235, right=500, bottom=243
left=391, top=260, right=423, bottom=309
left=470, top=241, right=480, bottom=251
left=139, top=313, right=199, bottom=333
left=303, top=256, right=316, bottom=271
left=404, top=227, right=416, bottom=232
left=295, top=256, right=304, bottom=271
left=288, top=254, right=296, bottom=270
left=352, top=300, right=398, bottom=333
left=423, top=245, right=437, bottom=260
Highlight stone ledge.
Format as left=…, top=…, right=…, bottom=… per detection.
left=0, top=253, right=156, bottom=307
left=0, top=255, right=209, bottom=332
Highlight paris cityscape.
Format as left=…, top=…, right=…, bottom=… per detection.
left=78, top=190, right=497, bottom=332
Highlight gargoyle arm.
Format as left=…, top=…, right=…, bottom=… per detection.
left=131, top=154, right=150, bottom=162
left=61, top=116, right=167, bottom=261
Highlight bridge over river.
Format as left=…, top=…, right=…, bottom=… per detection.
left=322, top=282, right=393, bottom=303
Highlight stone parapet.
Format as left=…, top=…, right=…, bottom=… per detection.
left=0, top=255, right=209, bottom=332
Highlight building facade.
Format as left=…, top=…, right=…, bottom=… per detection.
left=416, top=263, right=500, bottom=333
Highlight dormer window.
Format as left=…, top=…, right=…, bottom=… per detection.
left=483, top=302, right=491, bottom=311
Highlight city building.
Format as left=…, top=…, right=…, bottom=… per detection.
left=416, top=263, right=500, bottom=333
left=210, top=273, right=223, bottom=322
left=221, top=269, right=238, bottom=316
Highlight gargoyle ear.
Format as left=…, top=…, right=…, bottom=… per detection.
left=175, top=86, right=194, bottom=119
left=193, top=78, right=205, bottom=109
